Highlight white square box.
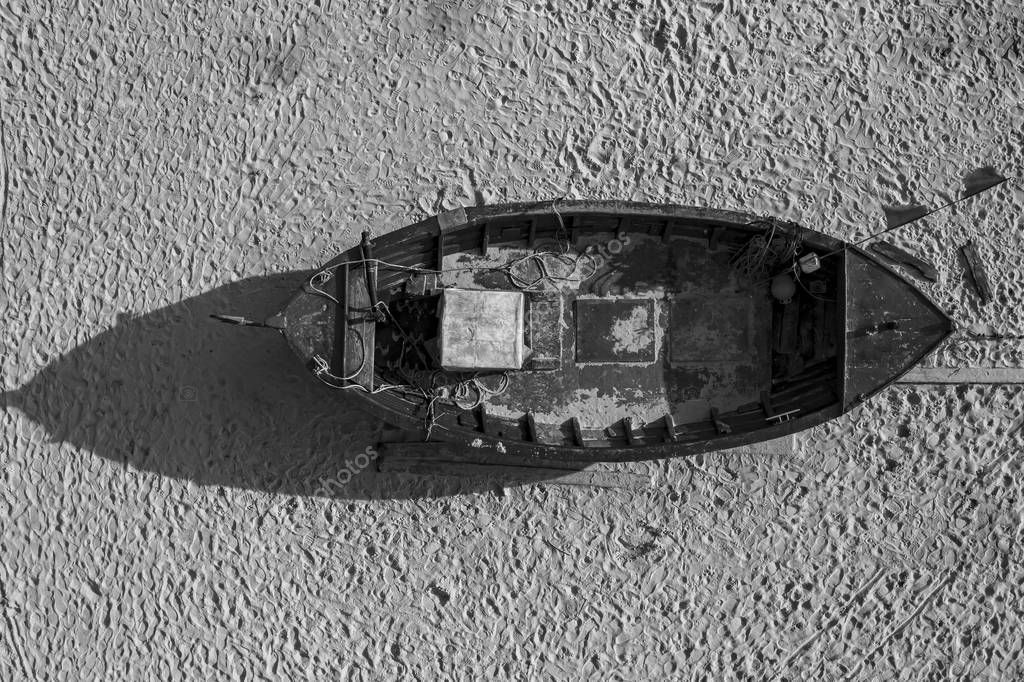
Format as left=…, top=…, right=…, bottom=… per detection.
left=438, top=288, right=525, bottom=371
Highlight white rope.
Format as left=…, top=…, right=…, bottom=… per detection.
left=505, top=250, right=600, bottom=290
left=306, top=270, right=339, bottom=304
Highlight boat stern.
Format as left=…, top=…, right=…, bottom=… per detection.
left=272, top=288, right=337, bottom=373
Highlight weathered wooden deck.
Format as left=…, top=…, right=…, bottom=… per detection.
left=441, top=233, right=773, bottom=435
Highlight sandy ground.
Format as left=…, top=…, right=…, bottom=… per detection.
left=2, top=0, right=1023, bottom=678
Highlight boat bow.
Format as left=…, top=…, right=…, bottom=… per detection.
left=843, top=248, right=955, bottom=407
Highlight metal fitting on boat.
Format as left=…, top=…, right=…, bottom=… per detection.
left=799, top=253, right=821, bottom=273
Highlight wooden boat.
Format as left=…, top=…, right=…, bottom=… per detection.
left=268, top=200, right=954, bottom=461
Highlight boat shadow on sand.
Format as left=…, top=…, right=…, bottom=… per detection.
left=4, top=270, right=593, bottom=501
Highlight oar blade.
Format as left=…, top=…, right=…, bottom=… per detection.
left=210, top=314, right=265, bottom=327
left=882, top=203, right=930, bottom=229
left=961, top=166, right=1007, bottom=199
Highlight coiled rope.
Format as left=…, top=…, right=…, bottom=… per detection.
left=732, top=219, right=802, bottom=279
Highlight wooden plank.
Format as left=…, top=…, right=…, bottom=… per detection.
left=359, top=232, right=378, bottom=311
left=377, top=441, right=593, bottom=468
left=577, top=299, right=657, bottom=363
left=711, top=407, right=731, bottom=435
left=377, top=458, right=650, bottom=489
left=499, top=224, right=521, bottom=241
left=836, top=247, right=849, bottom=409
left=623, top=417, right=636, bottom=445
left=436, top=207, right=468, bottom=232
left=525, top=292, right=562, bottom=370
left=812, top=298, right=828, bottom=363
left=869, top=241, right=938, bottom=282
left=898, top=367, right=1024, bottom=384
left=480, top=222, right=489, bottom=255
left=381, top=247, right=435, bottom=269
left=436, top=231, right=445, bottom=272
left=441, top=230, right=481, bottom=250
left=663, top=414, right=678, bottom=442
left=344, top=262, right=376, bottom=390
left=823, top=292, right=837, bottom=356
left=525, top=412, right=539, bottom=442
left=570, top=417, right=584, bottom=446
left=775, top=301, right=800, bottom=354
left=771, top=374, right=835, bottom=404
left=960, top=240, right=992, bottom=304
left=377, top=228, right=436, bottom=251
left=729, top=434, right=796, bottom=457
left=708, top=226, right=722, bottom=250
left=332, top=264, right=348, bottom=377
left=480, top=415, right=522, bottom=440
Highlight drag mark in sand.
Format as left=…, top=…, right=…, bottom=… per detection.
left=774, top=565, right=888, bottom=678
left=842, top=570, right=957, bottom=680
left=0, top=103, right=8, bottom=277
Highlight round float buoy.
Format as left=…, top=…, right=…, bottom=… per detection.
left=771, top=273, right=796, bottom=304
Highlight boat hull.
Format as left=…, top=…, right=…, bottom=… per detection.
left=274, top=201, right=953, bottom=461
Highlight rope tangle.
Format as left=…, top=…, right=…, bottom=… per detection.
left=731, top=219, right=803, bottom=279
